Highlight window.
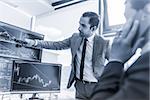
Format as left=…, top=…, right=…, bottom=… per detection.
left=102, top=0, right=126, bottom=34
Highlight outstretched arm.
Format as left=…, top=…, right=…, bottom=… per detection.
left=25, top=36, right=72, bottom=50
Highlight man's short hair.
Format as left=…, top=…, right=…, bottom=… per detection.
left=82, top=12, right=100, bottom=29
left=129, top=0, right=150, bottom=10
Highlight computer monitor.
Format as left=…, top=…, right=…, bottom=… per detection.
left=11, top=61, right=61, bottom=93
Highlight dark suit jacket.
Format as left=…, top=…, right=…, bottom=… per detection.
left=36, top=33, right=109, bottom=88
left=91, top=51, right=149, bottom=100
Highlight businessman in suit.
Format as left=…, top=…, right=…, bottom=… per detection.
left=90, top=0, right=150, bottom=100
left=25, top=12, right=109, bottom=99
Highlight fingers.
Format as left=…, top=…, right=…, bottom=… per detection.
left=113, top=19, right=140, bottom=54
left=132, top=37, right=144, bottom=53
left=114, top=17, right=135, bottom=41
left=126, top=20, right=139, bottom=44
left=115, top=31, right=122, bottom=39
left=121, top=17, right=135, bottom=38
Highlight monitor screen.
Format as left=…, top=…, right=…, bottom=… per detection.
left=11, top=61, right=61, bottom=92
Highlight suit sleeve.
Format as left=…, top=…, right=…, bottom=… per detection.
left=107, top=53, right=149, bottom=100
left=105, top=40, right=111, bottom=60
left=91, top=53, right=149, bottom=100
left=35, top=36, right=72, bottom=50
left=91, top=61, right=124, bottom=100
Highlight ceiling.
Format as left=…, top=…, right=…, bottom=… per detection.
left=0, top=0, right=87, bottom=16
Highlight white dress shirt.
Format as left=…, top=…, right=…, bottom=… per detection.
left=75, top=34, right=98, bottom=82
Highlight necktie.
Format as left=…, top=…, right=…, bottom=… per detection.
left=80, top=38, right=87, bottom=80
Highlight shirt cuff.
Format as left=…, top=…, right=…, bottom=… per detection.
left=109, top=59, right=124, bottom=63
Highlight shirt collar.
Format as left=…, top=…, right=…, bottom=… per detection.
left=86, top=33, right=95, bottom=42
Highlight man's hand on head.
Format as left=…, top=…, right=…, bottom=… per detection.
left=109, top=16, right=143, bottom=63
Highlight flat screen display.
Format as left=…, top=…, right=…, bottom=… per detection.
left=11, top=61, right=61, bottom=92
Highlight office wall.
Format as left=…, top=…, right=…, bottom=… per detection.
left=0, top=1, right=59, bottom=64
left=35, top=0, right=99, bottom=66
left=0, top=1, right=32, bottom=30
left=36, top=0, right=99, bottom=39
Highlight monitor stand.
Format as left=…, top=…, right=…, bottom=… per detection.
left=29, top=93, right=44, bottom=100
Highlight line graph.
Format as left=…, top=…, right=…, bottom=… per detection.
left=18, top=74, right=52, bottom=87
left=12, top=62, right=61, bottom=91
left=14, top=65, right=20, bottom=76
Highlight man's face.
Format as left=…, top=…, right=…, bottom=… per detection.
left=124, top=1, right=137, bottom=20
left=78, top=16, right=94, bottom=38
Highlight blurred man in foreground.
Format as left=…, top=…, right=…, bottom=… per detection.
left=91, top=0, right=150, bottom=100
